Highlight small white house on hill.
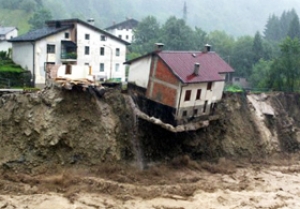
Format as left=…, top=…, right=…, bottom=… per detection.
left=0, top=27, right=18, bottom=54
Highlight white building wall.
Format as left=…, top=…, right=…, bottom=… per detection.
left=12, top=42, right=33, bottom=73
left=76, top=24, right=127, bottom=81
left=0, top=41, right=12, bottom=52
left=127, top=56, right=152, bottom=88
left=5, top=29, right=18, bottom=40
left=108, top=28, right=134, bottom=43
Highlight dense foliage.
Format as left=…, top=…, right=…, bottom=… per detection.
left=129, top=9, right=300, bottom=92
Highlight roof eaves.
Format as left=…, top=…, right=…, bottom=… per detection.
left=47, top=18, right=131, bottom=45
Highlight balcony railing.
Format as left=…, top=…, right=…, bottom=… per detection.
left=61, top=52, right=77, bottom=60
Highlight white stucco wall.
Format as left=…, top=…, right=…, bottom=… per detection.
left=5, top=29, right=18, bottom=40
left=127, top=56, right=152, bottom=88
left=179, top=81, right=225, bottom=108
left=12, top=42, right=33, bottom=72
left=76, top=24, right=127, bottom=82
left=107, top=28, right=134, bottom=43
left=0, top=41, right=12, bottom=53
left=57, top=65, right=93, bottom=80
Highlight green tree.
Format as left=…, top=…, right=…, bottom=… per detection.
left=287, top=15, right=300, bottom=39
left=264, top=14, right=281, bottom=42
left=207, top=30, right=235, bottom=60
left=191, top=27, right=208, bottom=50
left=131, top=16, right=161, bottom=54
left=28, top=8, right=52, bottom=30
left=252, top=31, right=264, bottom=63
left=20, top=0, right=37, bottom=12
left=250, top=59, right=273, bottom=89
left=230, top=36, right=254, bottom=78
left=269, top=37, right=300, bottom=91
left=161, top=16, right=194, bottom=50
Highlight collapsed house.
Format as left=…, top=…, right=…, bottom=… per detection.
left=125, top=44, right=234, bottom=131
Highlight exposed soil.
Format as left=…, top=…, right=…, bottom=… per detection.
left=1, top=87, right=300, bottom=208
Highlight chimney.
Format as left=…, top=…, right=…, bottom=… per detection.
left=194, top=63, right=200, bottom=75
left=155, top=43, right=164, bottom=51
left=204, top=44, right=211, bottom=53
left=87, top=18, right=95, bottom=26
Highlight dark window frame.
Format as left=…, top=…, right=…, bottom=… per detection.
left=85, top=46, right=90, bottom=55
left=207, top=82, right=213, bottom=90
left=100, top=47, right=105, bottom=56
left=184, top=90, right=191, bottom=101
left=196, top=89, right=202, bottom=100
left=116, top=48, right=120, bottom=56
left=47, top=44, right=55, bottom=53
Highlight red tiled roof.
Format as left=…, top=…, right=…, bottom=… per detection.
left=157, top=51, right=234, bottom=84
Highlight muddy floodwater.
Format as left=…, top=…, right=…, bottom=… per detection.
left=0, top=157, right=300, bottom=209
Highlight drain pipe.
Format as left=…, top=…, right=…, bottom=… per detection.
left=30, top=42, right=36, bottom=87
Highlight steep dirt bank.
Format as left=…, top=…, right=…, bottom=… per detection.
left=1, top=88, right=300, bottom=167
left=1, top=88, right=300, bottom=208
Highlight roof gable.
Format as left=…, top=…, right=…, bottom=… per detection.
left=158, top=51, right=234, bottom=84
left=46, top=19, right=130, bottom=45
left=9, top=26, right=71, bottom=42
left=105, top=18, right=139, bottom=30
left=0, top=27, right=17, bottom=35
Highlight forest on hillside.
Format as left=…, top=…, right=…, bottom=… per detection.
left=1, top=0, right=300, bottom=36
left=2, top=0, right=300, bottom=91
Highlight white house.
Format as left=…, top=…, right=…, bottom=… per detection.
left=105, top=18, right=139, bottom=43
left=125, top=44, right=234, bottom=125
left=0, top=27, right=18, bottom=53
left=9, top=19, right=130, bottom=88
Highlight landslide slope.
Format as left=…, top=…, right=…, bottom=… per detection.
left=1, top=88, right=300, bottom=168
left=0, top=87, right=134, bottom=168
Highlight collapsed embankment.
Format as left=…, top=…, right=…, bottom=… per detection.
left=0, top=87, right=300, bottom=169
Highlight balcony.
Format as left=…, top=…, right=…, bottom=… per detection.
left=61, top=40, right=77, bottom=61
left=61, top=52, right=77, bottom=59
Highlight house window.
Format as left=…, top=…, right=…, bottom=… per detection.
left=100, top=47, right=105, bottom=56
left=116, top=48, right=120, bottom=56
left=194, top=109, right=198, bottom=116
left=184, top=90, right=191, bottom=101
left=126, top=35, right=129, bottom=40
left=85, top=34, right=90, bottom=40
left=234, top=77, right=240, bottom=81
left=207, top=82, right=213, bottom=90
left=47, top=44, right=55, bottom=53
left=84, top=63, right=89, bottom=66
left=118, top=35, right=122, bottom=39
left=203, top=100, right=208, bottom=113
left=65, top=65, right=72, bottom=75
left=182, top=111, right=187, bottom=117
left=115, top=63, right=120, bottom=72
left=196, top=89, right=202, bottom=100
left=100, top=63, right=105, bottom=72
left=65, top=32, right=69, bottom=39
left=101, top=35, right=106, bottom=41
left=85, top=46, right=90, bottom=55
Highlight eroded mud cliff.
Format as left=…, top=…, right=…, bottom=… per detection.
left=0, top=87, right=300, bottom=168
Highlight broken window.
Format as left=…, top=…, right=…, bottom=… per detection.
left=47, top=44, right=55, bottom=53
left=65, top=65, right=72, bottom=75
left=203, top=100, right=208, bottom=113
left=207, top=82, right=212, bottom=90
left=196, top=89, right=202, bottom=100
left=184, top=90, right=191, bottom=101
left=194, top=109, right=198, bottom=116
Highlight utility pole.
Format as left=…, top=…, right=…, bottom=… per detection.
left=183, top=1, right=187, bottom=22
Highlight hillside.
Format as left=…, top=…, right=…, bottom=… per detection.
left=0, top=9, right=31, bottom=35
left=2, top=0, right=300, bottom=37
